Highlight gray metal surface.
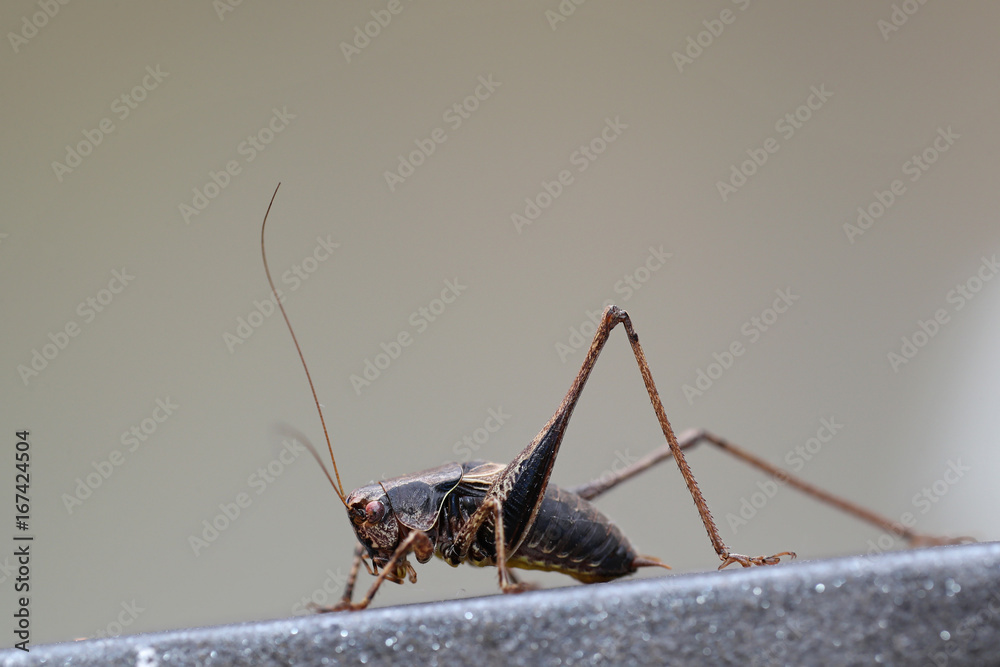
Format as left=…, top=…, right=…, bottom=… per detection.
left=4, top=542, right=999, bottom=666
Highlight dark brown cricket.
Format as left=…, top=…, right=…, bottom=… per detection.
left=258, top=184, right=970, bottom=611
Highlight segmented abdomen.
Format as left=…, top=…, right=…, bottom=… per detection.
left=509, top=484, right=638, bottom=583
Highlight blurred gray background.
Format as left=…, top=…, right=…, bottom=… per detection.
left=2, top=1, right=999, bottom=646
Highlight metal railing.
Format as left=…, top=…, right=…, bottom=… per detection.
left=5, top=542, right=999, bottom=666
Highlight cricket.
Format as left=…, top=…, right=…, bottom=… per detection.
left=258, top=184, right=968, bottom=612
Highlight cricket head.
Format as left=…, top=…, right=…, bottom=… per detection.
left=345, top=482, right=401, bottom=569
left=345, top=463, right=465, bottom=575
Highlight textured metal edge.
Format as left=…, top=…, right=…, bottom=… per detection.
left=4, top=542, right=999, bottom=666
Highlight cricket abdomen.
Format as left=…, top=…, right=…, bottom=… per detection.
left=431, top=461, right=649, bottom=583
left=508, top=484, right=639, bottom=583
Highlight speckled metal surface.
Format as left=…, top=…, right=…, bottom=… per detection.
left=5, top=542, right=999, bottom=666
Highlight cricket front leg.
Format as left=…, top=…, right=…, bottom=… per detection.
left=315, top=532, right=433, bottom=612
left=310, top=543, right=370, bottom=613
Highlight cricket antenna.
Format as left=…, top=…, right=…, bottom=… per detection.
left=260, top=183, right=347, bottom=506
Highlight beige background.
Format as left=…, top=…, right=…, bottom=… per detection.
left=2, top=1, right=999, bottom=646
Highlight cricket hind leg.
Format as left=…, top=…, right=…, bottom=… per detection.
left=449, top=304, right=790, bottom=578
left=570, top=428, right=973, bottom=550
left=593, top=306, right=794, bottom=569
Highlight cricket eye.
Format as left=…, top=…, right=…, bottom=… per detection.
left=365, top=500, right=385, bottom=524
